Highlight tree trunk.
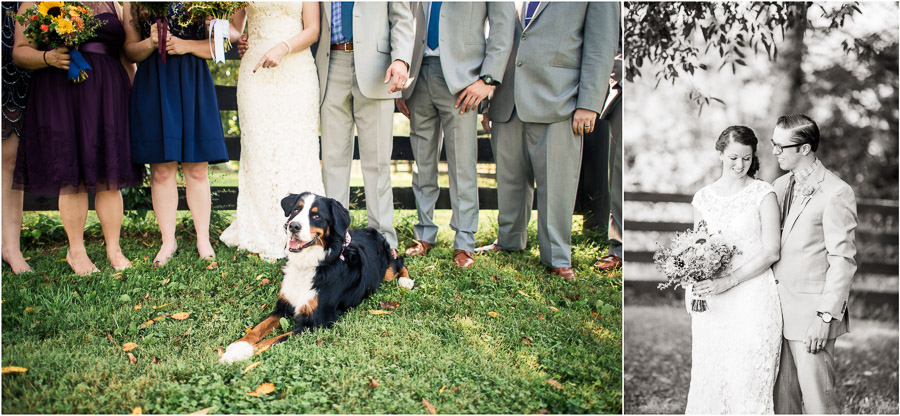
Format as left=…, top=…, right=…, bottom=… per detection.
left=758, top=4, right=809, bottom=182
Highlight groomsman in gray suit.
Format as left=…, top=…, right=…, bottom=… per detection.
left=476, top=2, right=619, bottom=280
left=396, top=2, right=515, bottom=268
left=314, top=1, right=414, bottom=256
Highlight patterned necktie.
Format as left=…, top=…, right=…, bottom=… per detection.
left=341, top=2, right=354, bottom=41
left=524, top=1, right=540, bottom=27
left=427, top=2, right=442, bottom=50
left=781, top=176, right=795, bottom=228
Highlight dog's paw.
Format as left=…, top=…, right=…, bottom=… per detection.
left=398, top=277, right=415, bottom=290
left=219, top=341, right=254, bottom=364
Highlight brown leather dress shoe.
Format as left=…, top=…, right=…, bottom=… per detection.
left=474, top=243, right=503, bottom=254
left=404, top=240, right=434, bottom=257
left=595, top=255, right=622, bottom=271
left=453, top=250, right=475, bottom=268
left=550, top=267, right=576, bottom=281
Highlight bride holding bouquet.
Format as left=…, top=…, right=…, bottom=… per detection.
left=681, top=126, right=784, bottom=413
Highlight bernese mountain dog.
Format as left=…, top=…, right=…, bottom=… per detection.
left=220, top=192, right=413, bottom=364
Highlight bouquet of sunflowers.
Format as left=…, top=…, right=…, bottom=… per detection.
left=13, top=1, right=104, bottom=83
left=179, top=2, right=249, bottom=63
left=654, top=220, right=740, bottom=312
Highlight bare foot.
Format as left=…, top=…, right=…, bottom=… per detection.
left=197, top=240, right=216, bottom=260
left=107, top=247, right=133, bottom=271
left=153, top=242, right=178, bottom=266
left=2, top=249, right=32, bottom=274
left=66, top=249, right=99, bottom=276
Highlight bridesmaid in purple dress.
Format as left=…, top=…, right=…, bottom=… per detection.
left=12, top=2, right=143, bottom=275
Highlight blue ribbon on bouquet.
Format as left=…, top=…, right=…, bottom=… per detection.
left=67, top=48, right=92, bottom=83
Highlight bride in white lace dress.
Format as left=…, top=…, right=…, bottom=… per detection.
left=220, top=2, right=324, bottom=260
left=685, top=126, right=783, bottom=414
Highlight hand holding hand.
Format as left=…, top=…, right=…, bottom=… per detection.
left=805, top=318, right=831, bottom=354
left=236, top=33, right=249, bottom=58
left=396, top=98, right=410, bottom=119
left=253, top=42, right=289, bottom=73
left=455, top=79, right=494, bottom=114
left=692, top=276, right=735, bottom=297
left=45, top=47, right=70, bottom=70
left=481, top=113, right=492, bottom=135
left=384, top=60, right=409, bottom=94
left=148, top=23, right=165, bottom=48
left=572, top=109, right=598, bottom=136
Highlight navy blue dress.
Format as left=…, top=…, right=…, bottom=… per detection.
left=130, top=3, right=228, bottom=164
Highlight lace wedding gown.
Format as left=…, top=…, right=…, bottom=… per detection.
left=685, top=180, right=783, bottom=414
left=220, top=2, right=324, bottom=259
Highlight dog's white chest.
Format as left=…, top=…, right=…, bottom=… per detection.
left=281, top=247, right=325, bottom=316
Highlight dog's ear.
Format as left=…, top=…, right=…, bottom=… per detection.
left=280, top=193, right=302, bottom=217
left=327, top=197, right=351, bottom=241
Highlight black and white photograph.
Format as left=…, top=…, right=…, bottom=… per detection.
left=623, top=1, right=898, bottom=414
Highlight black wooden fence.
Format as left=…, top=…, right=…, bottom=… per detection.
left=22, top=50, right=612, bottom=229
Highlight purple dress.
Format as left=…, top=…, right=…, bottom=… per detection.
left=13, top=3, right=143, bottom=195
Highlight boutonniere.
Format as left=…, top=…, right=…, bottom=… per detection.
left=801, top=187, right=814, bottom=197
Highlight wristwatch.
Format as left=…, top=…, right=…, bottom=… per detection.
left=480, top=74, right=499, bottom=86
left=817, top=311, right=833, bottom=323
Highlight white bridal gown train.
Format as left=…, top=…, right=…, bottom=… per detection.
left=220, top=2, right=325, bottom=259
left=685, top=180, right=783, bottom=414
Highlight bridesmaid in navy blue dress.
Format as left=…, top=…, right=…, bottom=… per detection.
left=12, top=2, right=144, bottom=275
left=124, top=2, right=228, bottom=265
left=2, top=1, right=31, bottom=274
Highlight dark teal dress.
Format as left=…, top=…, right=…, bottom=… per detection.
left=130, top=3, right=228, bottom=164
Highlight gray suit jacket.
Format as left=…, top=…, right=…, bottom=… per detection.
left=402, top=1, right=515, bottom=99
left=315, top=1, right=414, bottom=104
left=489, top=2, right=619, bottom=124
left=772, top=163, right=858, bottom=340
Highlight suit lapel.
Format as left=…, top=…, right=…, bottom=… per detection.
left=325, top=1, right=332, bottom=33
left=529, top=1, right=548, bottom=28
left=781, top=164, right=826, bottom=245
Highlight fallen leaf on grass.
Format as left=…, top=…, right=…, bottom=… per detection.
left=260, top=303, right=267, bottom=309
left=256, top=274, right=265, bottom=280
left=243, top=362, right=261, bottom=373
left=257, top=279, right=270, bottom=287
left=379, top=301, right=400, bottom=310
left=487, top=312, right=500, bottom=318
left=206, top=261, right=219, bottom=270
left=217, top=347, right=223, bottom=358
left=548, top=306, right=559, bottom=312
left=246, top=382, right=275, bottom=397
left=537, top=314, right=546, bottom=320
left=122, top=342, right=138, bottom=352
left=170, top=312, right=190, bottom=320
left=1, top=366, right=27, bottom=374
left=368, top=379, right=379, bottom=389
left=127, top=353, right=137, bottom=364
left=255, top=344, right=272, bottom=355
left=139, top=315, right=167, bottom=328
left=134, top=305, right=142, bottom=310
left=33, top=320, right=41, bottom=326
left=422, top=398, right=437, bottom=414
left=190, top=406, right=216, bottom=415
left=424, top=265, right=436, bottom=271
left=24, top=307, right=34, bottom=312
left=131, top=406, right=142, bottom=414
left=113, top=273, right=123, bottom=280
left=439, top=385, right=446, bottom=394
left=316, top=339, right=324, bottom=346
left=247, top=253, right=259, bottom=258
left=369, top=310, right=392, bottom=315
left=152, top=303, right=169, bottom=309
left=450, top=386, right=459, bottom=393
left=546, top=379, right=563, bottom=390
left=152, top=357, right=160, bottom=364
left=521, top=337, right=533, bottom=346
left=517, top=290, right=531, bottom=298
left=161, top=279, right=170, bottom=285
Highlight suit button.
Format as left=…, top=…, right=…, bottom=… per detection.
left=775, top=279, right=779, bottom=284
left=522, top=34, right=527, bottom=40
left=516, top=61, right=523, bottom=67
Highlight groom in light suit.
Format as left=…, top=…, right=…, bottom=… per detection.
left=315, top=2, right=414, bottom=255
left=396, top=1, right=515, bottom=268
left=771, top=114, right=858, bottom=414
left=475, top=2, right=619, bottom=280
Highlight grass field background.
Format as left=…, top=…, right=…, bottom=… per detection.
left=2, top=209, right=621, bottom=414
left=624, top=303, right=899, bottom=414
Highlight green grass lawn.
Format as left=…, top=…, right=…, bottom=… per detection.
left=2, top=209, right=621, bottom=414
left=624, top=304, right=899, bottom=414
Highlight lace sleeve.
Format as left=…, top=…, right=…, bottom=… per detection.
left=691, top=186, right=707, bottom=212
left=752, top=180, right=776, bottom=208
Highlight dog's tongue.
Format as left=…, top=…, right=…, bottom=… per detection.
left=289, top=238, right=307, bottom=250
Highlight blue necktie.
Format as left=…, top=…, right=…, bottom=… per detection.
left=524, top=1, right=539, bottom=27
left=427, top=2, right=442, bottom=50
left=341, top=2, right=354, bottom=41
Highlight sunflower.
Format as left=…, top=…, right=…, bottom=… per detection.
left=55, top=17, right=74, bottom=35
left=37, top=1, right=64, bottom=18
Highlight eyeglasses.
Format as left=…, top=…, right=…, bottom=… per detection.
left=771, top=140, right=806, bottom=155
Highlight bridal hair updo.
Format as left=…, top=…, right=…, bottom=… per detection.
left=775, top=114, right=820, bottom=152
left=715, top=126, right=760, bottom=178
